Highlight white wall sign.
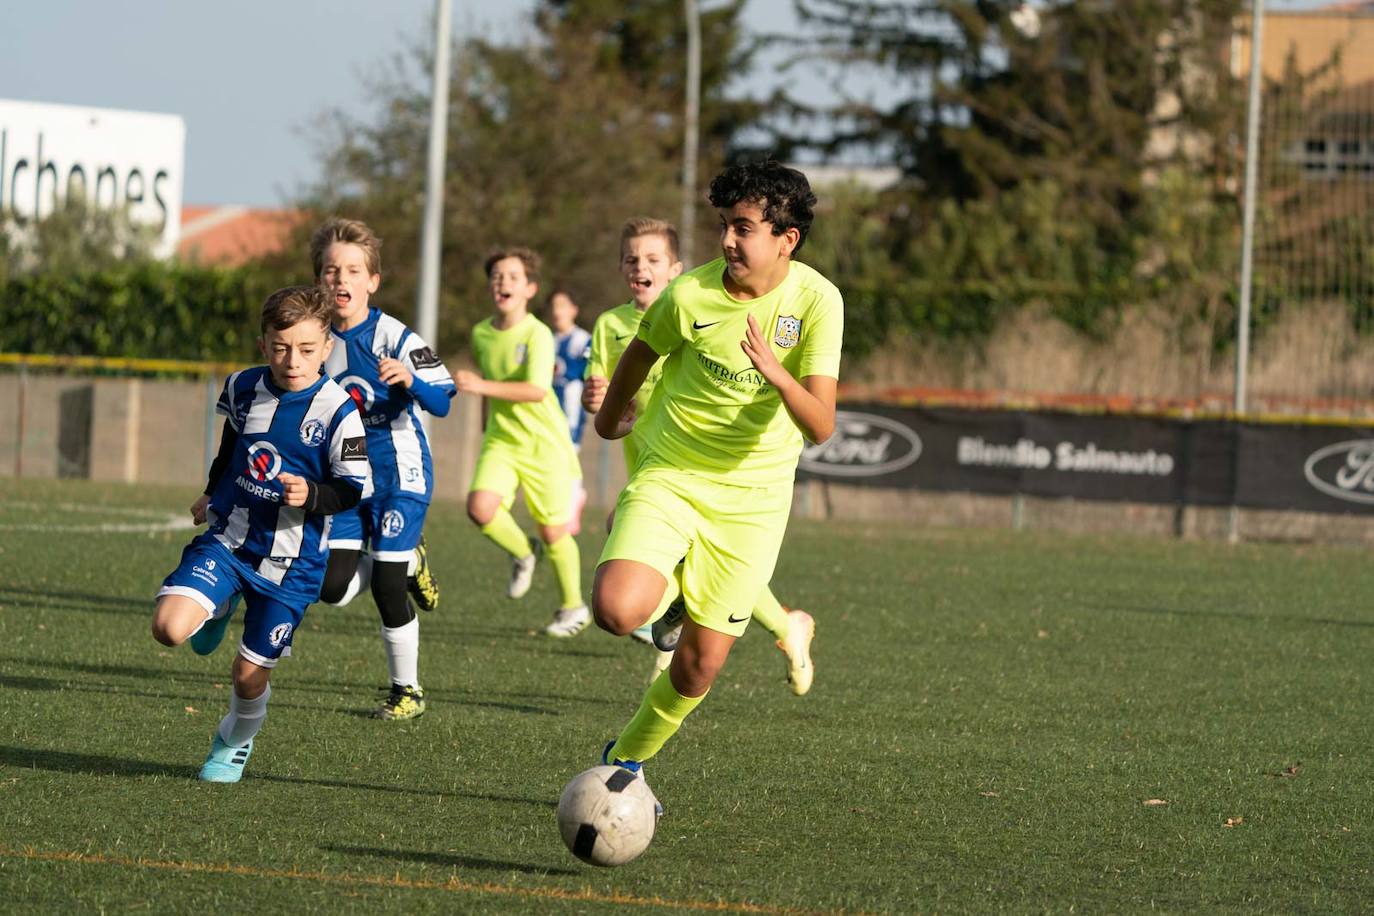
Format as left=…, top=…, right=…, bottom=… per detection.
left=0, top=98, right=186, bottom=256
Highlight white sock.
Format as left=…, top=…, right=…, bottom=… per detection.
left=406, top=549, right=418, bottom=577
left=336, top=553, right=374, bottom=606
left=217, top=683, right=271, bottom=747
left=380, top=618, right=420, bottom=688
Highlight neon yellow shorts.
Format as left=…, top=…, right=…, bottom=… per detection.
left=470, top=438, right=581, bottom=527
left=599, top=461, right=793, bottom=638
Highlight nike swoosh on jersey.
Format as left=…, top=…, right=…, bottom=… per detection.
left=693, top=320, right=720, bottom=330
left=727, top=612, right=751, bottom=623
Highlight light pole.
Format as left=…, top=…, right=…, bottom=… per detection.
left=681, top=0, right=701, bottom=266
left=416, top=0, right=453, bottom=350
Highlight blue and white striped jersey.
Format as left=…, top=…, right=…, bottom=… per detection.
left=553, top=325, right=591, bottom=445
left=208, top=366, right=370, bottom=600
left=323, top=308, right=455, bottom=500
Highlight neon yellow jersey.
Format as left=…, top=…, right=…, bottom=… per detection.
left=589, top=302, right=665, bottom=419
left=471, top=313, right=573, bottom=450
left=636, top=257, right=843, bottom=485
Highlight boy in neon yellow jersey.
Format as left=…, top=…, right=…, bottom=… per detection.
left=584, top=216, right=818, bottom=695
left=590, top=162, right=841, bottom=779
left=456, top=248, right=589, bottom=637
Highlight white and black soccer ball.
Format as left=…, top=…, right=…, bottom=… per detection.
left=557, top=765, right=659, bottom=867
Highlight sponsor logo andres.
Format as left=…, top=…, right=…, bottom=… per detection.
left=799, top=411, right=922, bottom=478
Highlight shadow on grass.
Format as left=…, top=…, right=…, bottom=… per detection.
left=1089, top=600, right=1374, bottom=630
left=320, top=844, right=578, bottom=877
left=0, top=745, right=557, bottom=808
left=0, top=585, right=145, bottom=616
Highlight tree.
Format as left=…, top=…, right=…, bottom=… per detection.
left=756, top=0, right=1243, bottom=347
left=306, top=0, right=755, bottom=356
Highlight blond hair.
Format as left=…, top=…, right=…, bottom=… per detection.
left=620, top=217, right=680, bottom=262
left=310, top=217, right=382, bottom=277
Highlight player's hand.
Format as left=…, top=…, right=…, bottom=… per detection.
left=190, top=494, right=211, bottom=526
left=582, top=375, right=608, bottom=413
left=277, top=472, right=311, bottom=508
left=741, top=314, right=789, bottom=387
left=608, top=399, right=637, bottom=439
left=454, top=370, right=483, bottom=394
left=377, top=357, right=413, bottom=388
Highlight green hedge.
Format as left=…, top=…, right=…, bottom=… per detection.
left=2, top=262, right=289, bottom=361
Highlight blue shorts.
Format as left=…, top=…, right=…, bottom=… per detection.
left=328, top=494, right=429, bottom=562
left=158, top=540, right=306, bottom=668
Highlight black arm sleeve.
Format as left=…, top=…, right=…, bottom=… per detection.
left=303, top=478, right=364, bottom=515
left=205, top=420, right=240, bottom=495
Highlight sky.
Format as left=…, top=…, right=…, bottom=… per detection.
left=0, top=0, right=1340, bottom=207
left=0, top=0, right=816, bottom=207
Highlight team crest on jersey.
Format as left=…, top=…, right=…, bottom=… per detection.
left=246, top=441, right=283, bottom=482
left=773, top=315, right=802, bottom=349
left=338, top=376, right=376, bottom=414
left=268, top=623, right=293, bottom=648
left=514, top=343, right=528, bottom=365
left=299, top=419, right=327, bottom=447
left=404, top=467, right=421, bottom=483
left=381, top=510, right=406, bottom=538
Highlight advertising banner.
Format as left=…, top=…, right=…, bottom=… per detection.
left=798, top=404, right=1374, bottom=516
left=0, top=98, right=186, bottom=256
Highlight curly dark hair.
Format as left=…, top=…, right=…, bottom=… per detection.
left=707, top=160, right=817, bottom=254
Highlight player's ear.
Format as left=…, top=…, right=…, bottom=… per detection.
left=367, top=273, right=381, bottom=295
left=321, top=333, right=335, bottom=358
left=257, top=336, right=268, bottom=359
left=669, top=261, right=684, bottom=280
left=779, top=227, right=801, bottom=258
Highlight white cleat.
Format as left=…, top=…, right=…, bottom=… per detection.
left=508, top=537, right=541, bottom=599
left=545, top=604, right=591, bottom=638
left=777, top=608, right=816, bottom=696
left=647, top=649, right=673, bottom=685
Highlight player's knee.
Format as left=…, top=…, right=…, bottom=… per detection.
left=591, top=591, right=639, bottom=636
left=466, top=497, right=495, bottom=527
left=150, top=607, right=187, bottom=646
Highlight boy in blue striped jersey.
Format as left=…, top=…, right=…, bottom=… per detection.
left=152, top=285, right=371, bottom=782
left=311, top=218, right=456, bottom=721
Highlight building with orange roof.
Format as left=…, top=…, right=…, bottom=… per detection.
left=177, top=205, right=305, bottom=266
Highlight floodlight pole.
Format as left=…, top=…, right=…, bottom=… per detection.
left=681, top=0, right=702, bottom=266
left=1229, top=0, right=1264, bottom=543
left=416, top=0, right=452, bottom=350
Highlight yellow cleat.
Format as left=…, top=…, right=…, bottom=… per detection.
left=776, top=608, right=815, bottom=696
left=407, top=537, right=440, bottom=612
left=374, top=683, right=426, bottom=720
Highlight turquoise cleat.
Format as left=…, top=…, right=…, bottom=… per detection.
left=198, top=734, right=253, bottom=783
left=190, top=594, right=239, bottom=657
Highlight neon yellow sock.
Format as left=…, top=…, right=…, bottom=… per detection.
left=610, top=671, right=708, bottom=763
left=752, top=586, right=788, bottom=639
left=546, top=534, right=582, bottom=610
left=646, top=564, right=683, bottom=625
left=479, top=508, right=531, bottom=558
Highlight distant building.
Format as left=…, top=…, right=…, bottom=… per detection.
left=177, top=205, right=303, bottom=266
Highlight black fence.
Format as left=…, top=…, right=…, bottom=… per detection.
left=797, top=404, right=1374, bottom=515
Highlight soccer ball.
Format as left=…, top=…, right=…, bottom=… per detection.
left=557, top=765, right=659, bottom=866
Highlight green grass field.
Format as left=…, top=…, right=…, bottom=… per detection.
left=2, top=477, right=1372, bottom=913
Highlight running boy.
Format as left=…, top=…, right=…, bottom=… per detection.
left=312, top=218, right=456, bottom=721
left=583, top=216, right=818, bottom=695
left=590, top=162, right=841, bottom=778
left=549, top=288, right=591, bottom=535
left=457, top=248, right=589, bottom=637
left=152, top=285, right=370, bottom=782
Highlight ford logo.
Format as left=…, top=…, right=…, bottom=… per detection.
left=799, top=410, right=921, bottom=478
left=1303, top=439, right=1374, bottom=505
